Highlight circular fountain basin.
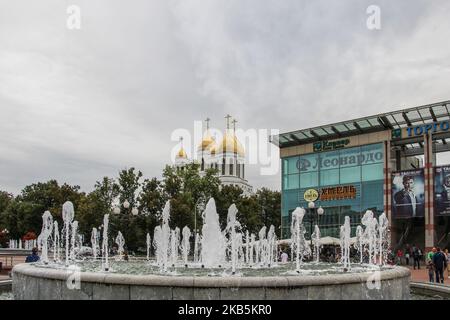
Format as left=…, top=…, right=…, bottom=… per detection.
left=12, top=262, right=410, bottom=300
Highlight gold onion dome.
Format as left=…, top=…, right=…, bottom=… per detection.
left=198, top=130, right=216, bottom=152
left=176, top=147, right=188, bottom=159
left=218, top=131, right=245, bottom=157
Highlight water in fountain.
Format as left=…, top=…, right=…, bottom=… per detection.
left=101, top=214, right=109, bottom=271
left=153, top=200, right=171, bottom=271
left=311, top=224, right=321, bottom=263
left=91, top=228, right=98, bottom=259
left=245, top=230, right=250, bottom=264
left=257, top=226, right=267, bottom=266
left=193, top=232, right=201, bottom=263
left=225, top=204, right=240, bottom=274
left=361, top=210, right=378, bottom=264
left=340, top=216, right=351, bottom=268
left=146, top=233, right=151, bottom=261
left=38, top=211, right=53, bottom=264
left=249, top=233, right=256, bottom=265
left=70, top=221, right=79, bottom=260
left=62, top=201, right=74, bottom=266
left=200, top=198, right=225, bottom=268
left=378, top=213, right=390, bottom=265
left=291, top=207, right=309, bottom=272
left=267, top=225, right=277, bottom=266
left=169, top=227, right=180, bottom=266
left=181, top=226, right=191, bottom=266
left=355, top=225, right=363, bottom=264
left=115, top=231, right=125, bottom=260
left=53, top=221, right=60, bottom=262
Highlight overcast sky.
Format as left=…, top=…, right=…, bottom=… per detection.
left=1, top=0, right=450, bottom=195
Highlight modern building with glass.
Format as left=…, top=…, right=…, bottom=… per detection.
left=272, top=100, right=450, bottom=251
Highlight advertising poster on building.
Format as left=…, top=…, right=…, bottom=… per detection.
left=435, top=166, right=450, bottom=216
left=392, top=169, right=425, bottom=218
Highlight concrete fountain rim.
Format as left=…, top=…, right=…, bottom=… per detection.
left=12, top=263, right=410, bottom=288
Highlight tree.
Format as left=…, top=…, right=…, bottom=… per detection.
left=256, top=188, right=281, bottom=237
left=77, top=177, right=119, bottom=237
left=109, top=168, right=143, bottom=252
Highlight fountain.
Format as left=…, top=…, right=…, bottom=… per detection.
left=53, top=221, right=60, bottom=262
left=11, top=200, right=411, bottom=300
left=311, top=224, right=321, bottom=263
left=91, top=228, right=98, bottom=259
left=340, top=216, right=351, bottom=268
left=101, top=214, right=109, bottom=271
left=38, top=211, right=53, bottom=264
left=146, top=233, right=151, bottom=261
left=200, top=198, right=225, bottom=268
left=180, top=226, right=191, bottom=266
left=115, top=232, right=125, bottom=260
left=62, top=201, right=74, bottom=266
left=70, top=221, right=79, bottom=261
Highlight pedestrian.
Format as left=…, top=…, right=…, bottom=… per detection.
left=427, top=247, right=436, bottom=262
left=426, top=259, right=434, bottom=283
left=405, top=244, right=411, bottom=266
left=25, top=247, right=40, bottom=263
left=432, top=247, right=447, bottom=284
left=280, top=251, right=288, bottom=263
left=412, top=245, right=421, bottom=269
left=396, top=249, right=403, bottom=265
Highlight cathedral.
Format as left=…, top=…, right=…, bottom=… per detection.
left=175, top=115, right=253, bottom=195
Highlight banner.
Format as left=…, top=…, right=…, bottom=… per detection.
left=392, top=169, right=425, bottom=218
left=435, top=166, right=450, bottom=216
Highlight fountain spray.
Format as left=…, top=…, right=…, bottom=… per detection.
left=62, top=201, right=74, bottom=266
left=53, top=220, right=60, bottom=262
left=146, top=233, right=151, bottom=261
left=102, top=214, right=109, bottom=271
left=39, top=211, right=53, bottom=264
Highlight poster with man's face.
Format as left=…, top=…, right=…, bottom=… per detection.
left=392, top=169, right=425, bottom=218
left=435, top=166, right=450, bottom=216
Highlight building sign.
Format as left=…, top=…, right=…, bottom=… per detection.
left=392, top=169, right=425, bottom=218
left=313, top=139, right=350, bottom=152
left=406, top=121, right=450, bottom=137
left=319, top=185, right=357, bottom=201
left=296, top=143, right=383, bottom=172
left=303, top=189, right=319, bottom=202
left=435, top=166, right=450, bottom=216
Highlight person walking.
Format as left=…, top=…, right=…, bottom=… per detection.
left=432, top=247, right=447, bottom=284
left=396, top=249, right=403, bottom=265
left=405, top=244, right=411, bottom=266
left=426, top=259, right=434, bottom=283
left=25, top=247, right=40, bottom=263
left=412, top=245, right=421, bottom=270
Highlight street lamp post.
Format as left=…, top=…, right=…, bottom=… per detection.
left=112, top=200, right=139, bottom=252
left=308, top=201, right=325, bottom=252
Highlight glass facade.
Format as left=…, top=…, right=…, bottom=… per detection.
left=281, top=143, right=384, bottom=238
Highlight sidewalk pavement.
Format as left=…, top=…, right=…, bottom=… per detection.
left=406, top=264, right=450, bottom=284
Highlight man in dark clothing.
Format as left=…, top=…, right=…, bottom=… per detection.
left=412, top=245, right=420, bottom=270
left=25, top=247, right=40, bottom=263
left=432, top=247, right=447, bottom=284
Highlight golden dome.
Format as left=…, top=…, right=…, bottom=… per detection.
left=198, top=129, right=216, bottom=153
left=176, top=147, right=188, bottom=159
left=218, top=131, right=245, bottom=157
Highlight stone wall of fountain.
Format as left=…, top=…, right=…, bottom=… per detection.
left=12, top=263, right=410, bottom=300
left=12, top=200, right=411, bottom=300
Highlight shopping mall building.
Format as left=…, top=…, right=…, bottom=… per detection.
left=272, top=100, right=450, bottom=251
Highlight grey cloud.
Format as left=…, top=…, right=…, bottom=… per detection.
left=1, top=0, right=450, bottom=194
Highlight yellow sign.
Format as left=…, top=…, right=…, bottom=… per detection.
left=303, top=189, right=319, bottom=202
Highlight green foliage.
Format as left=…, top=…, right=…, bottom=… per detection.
left=0, top=164, right=281, bottom=251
